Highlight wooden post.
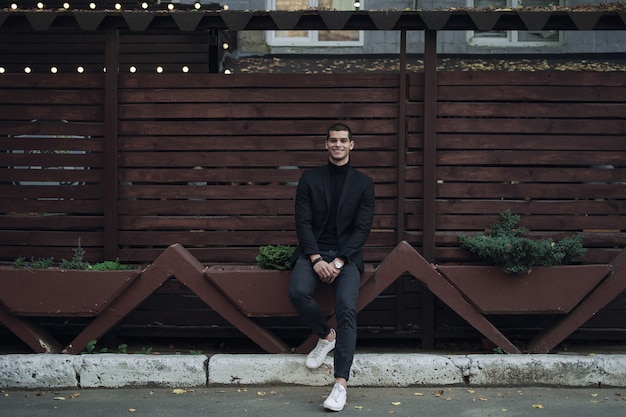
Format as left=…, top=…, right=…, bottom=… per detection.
left=421, top=29, right=438, bottom=349
left=104, top=27, right=119, bottom=260
left=397, top=29, right=407, bottom=245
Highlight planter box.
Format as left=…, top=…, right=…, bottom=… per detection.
left=0, top=268, right=139, bottom=316
left=437, top=264, right=612, bottom=315
left=206, top=265, right=335, bottom=317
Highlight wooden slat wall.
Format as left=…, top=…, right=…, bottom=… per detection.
left=0, top=74, right=107, bottom=262
left=2, top=69, right=626, bottom=345
left=416, top=71, right=626, bottom=265
left=116, top=73, right=401, bottom=264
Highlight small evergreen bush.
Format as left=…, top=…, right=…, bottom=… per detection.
left=256, top=245, right=295, bottom=270
left=458, top=210, right=586, bottom=275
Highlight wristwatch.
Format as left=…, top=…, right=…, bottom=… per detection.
left=334, top=259, right=344, bottom=269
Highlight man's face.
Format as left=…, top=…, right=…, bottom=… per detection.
left=326, top=130, right=354, bottom=166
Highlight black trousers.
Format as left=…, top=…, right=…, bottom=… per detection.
left=288, top=253, right=360, bottom=381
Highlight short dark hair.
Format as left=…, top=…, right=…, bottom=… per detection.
left=326, top=122, right=352, bottom=141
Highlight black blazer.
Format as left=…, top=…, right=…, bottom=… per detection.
left=291, top=164, right=375, bottom=272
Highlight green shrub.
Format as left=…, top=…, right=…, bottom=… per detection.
left=13, top=256, right=54, bottom=269
left=59, top=239, right=90, bottom=270
left=458, top=210, right=586, bottom=275
left=89, top=259, right=136, bottom=271
left=256, top=245, right=295, bottom=270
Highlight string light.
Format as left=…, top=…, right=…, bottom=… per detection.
left=77, top=66, right=85, bottom=73
left=24, top=66, right=32, bottom=74
left=222, top=42, right=229, bottom=50
left=223, top=5, right=229, bottom=10
left=194, top=2, right=201, bottom=9
left=141, top=2, right=148, bottom=9
left=182, top=66, right=190, bottom=73
left=129, top=66, right=137, bottom=73
left=89, top=2, right=96, bottom=9
left=63, top=2, right=70, bottom=9
left=115, top=3, right=122, bottom=10
left=10, top=3, right=17, bottom=10
left=50, top=66, right=58, bottom=73
left=36, top=2, right=44, bottom=9
left=224, top=69, right=232, bottom=74
left=167, top=3, right=174, bottom=10
left=0, top=67, right=5, bottom=74
left=156, top=66, right=164, bottom=73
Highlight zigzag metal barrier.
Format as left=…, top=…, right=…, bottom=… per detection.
left=2, top=242, right=625, bottom=354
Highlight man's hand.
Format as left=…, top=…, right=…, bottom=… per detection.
left=312, top=259, right=341, bottom=284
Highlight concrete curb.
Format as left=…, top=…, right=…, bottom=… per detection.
left=1, top=353, right=626, bottom=390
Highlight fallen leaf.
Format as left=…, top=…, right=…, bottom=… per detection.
left=69, top=392, right=80, bottom=400
left=172, top=389, right=187, bottom=395
left=53, top=397, right=66, bottom=401
left=590, top=393, right=598, bottom=397
left=478, top=396, right=488, bottom=401
left=532, top=404, right=544, bottom=409
left=128, top=408, right=136, bottom=413
left=414, top=392, right=424, bottom=396
left=257, top=391, right=267, bottom=396
left=391, top=401, right=401, bottom=406
left=354, top=405, right=364, bottom=409
left=433, top=390, right=444, bottom=397
left=467, top=389, right=476, bottom=394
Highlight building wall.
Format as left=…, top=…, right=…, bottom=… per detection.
left=213, top=0, right=626, bottom=55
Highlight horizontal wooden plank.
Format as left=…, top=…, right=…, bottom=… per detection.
left=0, top=121, right=104, bottom=137
left=433, top=213, right=625, bottom=232
left=2, top=199, right=103, bottom=214
left=0, top=137, right=103, bottom=152
left=120, top=88, right=400, bottom=104
left=438, top=102, right=626, bottom=119
left=118, top=199, right=397, bottom=216
left=437, top=85, right=625, bottom=102
left=434, top=71, right=626, bottom=87
left=0, top=214, right=103, bottom=229
left=437, top=118, right=626, bottom=135
left=119, top=119, right=399, bottom=136
left=437, top=134, right=626, bottom=151
left=120, top=103, right=403, bottom=119
left=119, top=73, right=401, bottom=89
left=435, top=150, right=625, bottom=166
left=117, top=214, right=396, bottom=231
left=119, top=151, right=396, bottom=167
left=0, top=74, right=104, bottom=88
left=434, top=200, right=626, bottom=216
left=118, top=134, right=399, bottom=151
left=0, top=90, right=104, bottom=105
left=118, top=167, right=398, bottom=183
left=437, top=183, right=626, bottom=200
left=437, top=166, right=624, bottom=183
left=0, top=184, right=103, bottom=199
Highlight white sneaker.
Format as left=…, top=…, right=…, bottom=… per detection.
left=305, top=329, right=336, bottom=369
left=323, top=383, right=347, bottom=411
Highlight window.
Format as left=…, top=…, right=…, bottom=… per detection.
left=468, top=0, right=562, bottom=47
left=267, top=0, right=363, bottom=47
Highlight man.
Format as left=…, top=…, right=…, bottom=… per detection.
left=289, top=122, right=375, bottom=412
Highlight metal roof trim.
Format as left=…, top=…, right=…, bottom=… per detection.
left=0, top=10, right=624, bottom=32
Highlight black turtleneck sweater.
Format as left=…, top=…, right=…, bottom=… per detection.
left=317, top=161, right=349, bottom=251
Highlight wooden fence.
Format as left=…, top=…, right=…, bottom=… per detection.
left=1, top=70, right=625, bottom=347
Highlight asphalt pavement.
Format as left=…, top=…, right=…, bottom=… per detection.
left=2, top=386, right=626, bottom=417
